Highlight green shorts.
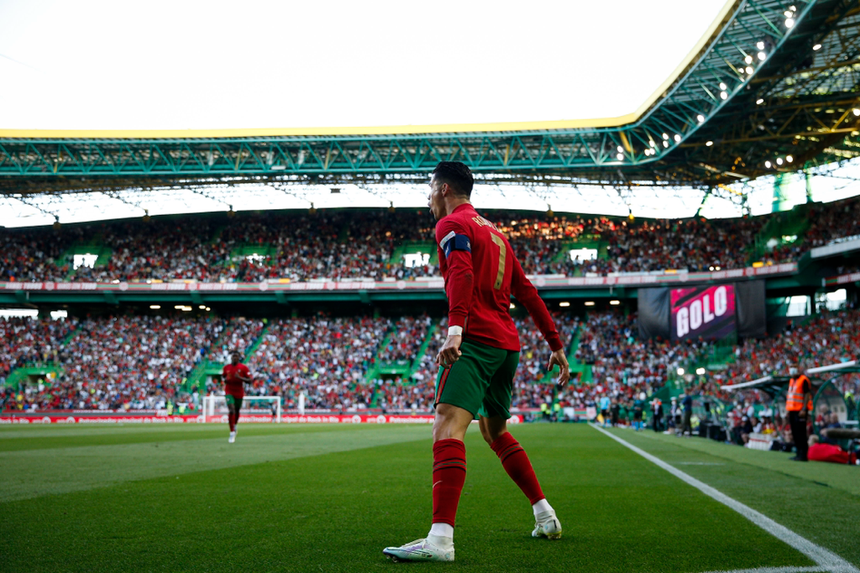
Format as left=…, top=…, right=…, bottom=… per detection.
left=435, top=338, right=520, bottom=419
left=225, top=393, right=243, bottom=409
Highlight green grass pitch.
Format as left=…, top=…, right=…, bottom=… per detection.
left=1, top=423, right=858, bottom=572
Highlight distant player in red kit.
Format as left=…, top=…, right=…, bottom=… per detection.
left=222, top=351, right=251, bottom=443
left=384, top=162, right=570, bottom=563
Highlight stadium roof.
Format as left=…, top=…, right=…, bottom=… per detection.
left=2, top=157, right=859, bottom=228
left=0, top=0, right=730, bottom=132
left=1, top=0, right=859, bottom=225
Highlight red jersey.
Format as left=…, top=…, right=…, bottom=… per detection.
left=222, top=363, right=250, bottom=395
left=436, top=203, right=562, bottom=352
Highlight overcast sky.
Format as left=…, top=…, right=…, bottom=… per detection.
left=0, top=0, right=729, bottom=130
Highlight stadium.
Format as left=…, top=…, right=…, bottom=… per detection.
left=1, top=0, right=859, bottom=571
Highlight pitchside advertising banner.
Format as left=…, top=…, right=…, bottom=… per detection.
left=0, top=263, right=797, bottom=293
left=0, top=413, right=524, bottom=424
left=670, top=284, right=736, bottom=342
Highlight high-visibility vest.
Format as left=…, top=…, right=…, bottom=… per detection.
left=786, top=375, right=812, bottom=412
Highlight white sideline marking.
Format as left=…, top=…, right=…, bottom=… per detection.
left=590, top=425, right=859, bottom=573
left=702, top=567, right=829, bottom=573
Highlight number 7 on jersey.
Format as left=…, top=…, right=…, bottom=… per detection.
left=490, top=233, right=506, bottom=290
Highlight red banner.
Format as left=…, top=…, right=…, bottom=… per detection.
left=0, top=413, right=525, bottom=425
left=0, top=415, right=202, bottom=424
left=824, top=272, right=860, bottom=286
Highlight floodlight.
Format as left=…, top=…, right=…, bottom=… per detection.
left=765, top=160, right=772, bottom=168
left=719, top=82, right=727, bottom=91
left=199, top=305, right=206, bottom=309
left=757, top=51, right=766, bottom=61
left=662, top=140, right=669, bottom=148
left=786, top=155, right=793, bottom=163
left=609, top=300, right=620, bottom=306
left=853, top=109, right=860, bottom=116
left=785, top=18, right=794, bottom=28
left=150, top=305, right=161, bottom=310
left=720, top=91, right=728, bottom=100
left=616, top=153, right=624, bottom=161
left=706, top=141, right=713, bottom=147
left=784, top=10, right=793, bottom=18
left=746, top=66, right=754, bottom=74
left=697, top=114, right=705, bottom=123
left=756, top=98, right=764, bottom=104
left=776, top=157, right=784, bottom=165
left=559, top=302, right=570, bottom=307
left=757, top=41, right=765, bottom=50
left=744, top=55, right=753, bottom=64
left=584, top=301, right=595, bottom=307
left=813, top=43, right=821, bottom=51
left=674, top=134, right=681, bottom=142
left=662, top=133, right=669, bottom=140
left=617, top=146, right=623, bottom=153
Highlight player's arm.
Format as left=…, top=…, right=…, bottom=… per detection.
left=436, top=219, right=474, bottom=367
left=509, top=253, right=570, bottom=386
left=238, top=365, right=253, bottom=384
left=801, top=377, right=813, bottom=419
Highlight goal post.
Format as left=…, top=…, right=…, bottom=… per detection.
left=202, top=395, right=282, bottom=423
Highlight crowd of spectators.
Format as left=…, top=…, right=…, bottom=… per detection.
left=410, top=318, right=448, bottom=385
left=209, top=318, right=266, bottom=363
left=377, top=315, right=433, bottom=363
left=2, top=307, right=857, bottom=419
left=802, top=197, right=860, bottom=250
left=4, top=315, right=224, bottom=411
left=4, top=198, right=859, bottom=285
left=723, top=310, right=860, bottom=384
left=0, top=316, right=77, bottom=382
left=0, top=226, right=86, bottom=282
left=244, top=315, right=391, bottom=410
left=70, top=218, right=229, bottom=283
left=573, top=311, right=708, bottom=403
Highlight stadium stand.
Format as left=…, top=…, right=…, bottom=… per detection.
left=4, top=197, right=859, bottom=284
left=0, top=316, right=76, bottom=379
left=724, top=309, right=860, bottom=383
left=3, top=315, right=224, bottom=411
left=243, top=315, right=391, bottom=410
left=2, top=307, right=858, bottom=424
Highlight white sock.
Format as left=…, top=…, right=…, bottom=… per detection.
left=428, top=523, right=454, bottom=544
left=532, top=499, right=553, bottom=516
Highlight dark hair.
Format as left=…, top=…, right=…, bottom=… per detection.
left=432, top=161, right=474, bottom=199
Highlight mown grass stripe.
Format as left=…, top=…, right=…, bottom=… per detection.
left=591, top=424, right=859, bottom=573
left=0, top=425, right=429, bottom=503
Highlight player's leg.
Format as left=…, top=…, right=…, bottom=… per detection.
left=383, top=405, right=471, bottom=563
left=480, top=349, right=561, bottom=539
left=384, top=340, right=497, bottom=562
left=233, top=395, right=244, bottom=434
left=225, top=394, right=237, bottom=440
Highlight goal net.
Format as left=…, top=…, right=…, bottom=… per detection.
left=202, top=395, right=282, bottom=423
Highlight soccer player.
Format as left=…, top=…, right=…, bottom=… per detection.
left=221, top=351, right=251, bottom=443
left=383, top=162, right=570, bottom=563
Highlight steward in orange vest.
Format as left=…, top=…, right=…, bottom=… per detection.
left=786, top=374, right=813, bottom=413
left=787, top=374, right=813, bottom=462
